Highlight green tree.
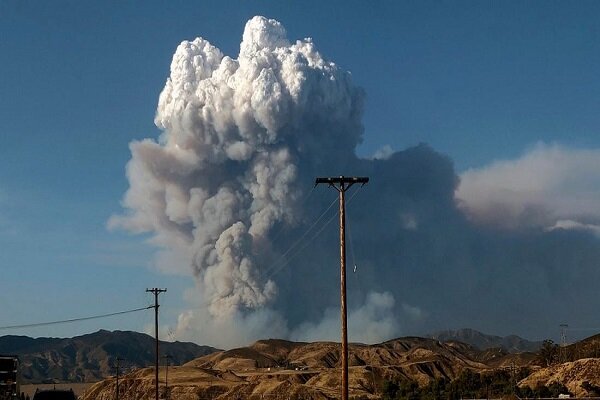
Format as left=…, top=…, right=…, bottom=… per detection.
left=547, top=382, right=571, bottom=397
left=398, top=380, right=420, bottom=400
left=538, top=339, right=559, bottom=367
left=381, top=380, right=399, bottom=400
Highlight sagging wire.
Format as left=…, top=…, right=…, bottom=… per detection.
left=0, top=305, right=153, bottom=330
left=267, top=185, right=317, bottom=247
left=264, top=184, right=365, bottom=281
left=261, top=196, right=338, bottom=279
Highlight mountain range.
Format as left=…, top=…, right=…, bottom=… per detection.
left=428, top=328, right=544, bottom=353
left=0, top=330, right=217, bottom=383
left=0, top=328, right=544, bottom=384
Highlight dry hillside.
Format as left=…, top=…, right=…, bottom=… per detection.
left=0, top=330, right=217, bottom=383
left=519, top=358, right=600, bottom=397
left=82, top=337, right=535, bottom=400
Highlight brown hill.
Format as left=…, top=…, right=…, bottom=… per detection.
left=84, top=336, right=532, bottom=400
left=563, top=333, right=600, bottom=360
left=0, top=330, right=217, bottom=383
left=519, top=358, right=600, bottom=396
left=471, top=347, right=538, bottom=368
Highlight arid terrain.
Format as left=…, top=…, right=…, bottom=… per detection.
left=9, top=330, right=600, bottom=400
left=80, top=336, right=544, bottom=400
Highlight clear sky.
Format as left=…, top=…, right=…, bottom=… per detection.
left=1, top=1, right=599, bottom=342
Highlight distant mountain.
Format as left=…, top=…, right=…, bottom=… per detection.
left=0, top=330, right=217, bottom=383
left=428, top=328, right=543, bottom=353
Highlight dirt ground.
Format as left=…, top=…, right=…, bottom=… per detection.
left=21, top=383, right=95, bottom=398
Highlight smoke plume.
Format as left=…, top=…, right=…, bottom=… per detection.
left=112, top=17, right=600, bottom=348
left=457, top=143, right=600, bottom=232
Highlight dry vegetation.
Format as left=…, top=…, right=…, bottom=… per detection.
left=80, top=337, right=540, bottom=400
left=519, top=358, right=600, bottom=396
left=79, top=334, right=600, bottom=400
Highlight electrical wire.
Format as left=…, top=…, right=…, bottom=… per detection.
left=348, top=214, right=357, bottom=274
left=263, top=208, right=339, bottom=281
left=344, top=190, right=379, bottom=395
left=268, top=185, right=317, bottom=247
left=0, top=305, right=153, bottom=330
left=264, top=185, right=365, bottom=281
left=565, top=327, right=600, bottom=332
left=261, top=196, right=338, bottom=278
left=277, top=196, right=337, bottom=260
left=159, top=186, right=365, bottom=313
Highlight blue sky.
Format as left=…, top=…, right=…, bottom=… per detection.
left=1, top=1, right=599, bottom=342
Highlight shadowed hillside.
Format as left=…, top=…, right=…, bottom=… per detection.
left=0, top=330, right=217, bottom=383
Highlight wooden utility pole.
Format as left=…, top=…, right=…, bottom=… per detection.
left=163, top=354, right=172, bottom=400
left=315, top=176, right=368, bottom=400
left=115, top=357, right=123, bottom=400
left=146, top=288, right=167, bottom=400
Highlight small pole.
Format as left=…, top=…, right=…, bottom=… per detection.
left=115, top=357, right=123, bottom=400
left=315, top=176, right=368, bottom=400
left=146, top=288, right=167, bottom=400
left=560, top=323, right=568, bottom=363
left=163, top=355, right=172, bottom=400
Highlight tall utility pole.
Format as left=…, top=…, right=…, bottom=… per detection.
left=115, top=357, right=124, bottom=400
left=146, top=288, right=167, bottom=400
left=315, top=176, right=368, bottom=400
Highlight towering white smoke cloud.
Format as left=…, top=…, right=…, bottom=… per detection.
left=113, top=16, right=600, bottom=347
left=110, top=16, right=366, bottom=334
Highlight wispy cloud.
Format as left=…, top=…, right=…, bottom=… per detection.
left=456, top=143, right=600, bottom=230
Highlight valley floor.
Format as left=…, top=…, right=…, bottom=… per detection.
left=21, top=383, right=95, bottom=398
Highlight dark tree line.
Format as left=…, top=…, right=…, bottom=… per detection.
left=381, top=368, right=571, bottom=400
left=538, top=337, right=600, bottom=365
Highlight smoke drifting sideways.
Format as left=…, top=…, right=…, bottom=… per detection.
left=457, top=143, right=600, bottom=233
left=111, top=16, right=600, bottom=348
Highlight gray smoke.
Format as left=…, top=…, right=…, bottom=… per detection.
left=112, top=16, right=600, bottom=348
left=457, top=143, right=600, bottom=232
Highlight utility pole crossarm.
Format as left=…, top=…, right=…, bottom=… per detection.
left=314, top=176, right=369, bottom=190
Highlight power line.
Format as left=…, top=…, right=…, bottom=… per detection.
left=160, top=189, right=364, bottom=315
left=0, top=305, right=153, bottom=330
left=263, top=204, right=339, bottom=281
left=261, top=196, right=338, bottom=278
left=564, top=327, right=600, bottom=331
left=263, top=185, right=365, bottom=281
left=157, top=188, right=364, bottom=315
left=267, top=185, right=317, bottom=247
left=274, top=196, right=337, bottom=261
